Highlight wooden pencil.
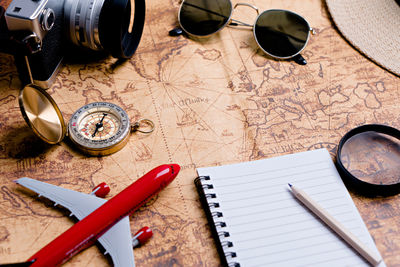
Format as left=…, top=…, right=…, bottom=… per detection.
left=288, top=183, right=382, bottom=266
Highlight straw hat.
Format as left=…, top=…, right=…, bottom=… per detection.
left=325, top=0, right=400, bottom=76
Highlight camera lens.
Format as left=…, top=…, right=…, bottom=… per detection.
left=64, top=0, right=105, bottom=50
left=64, top=0, right=145, bottom=58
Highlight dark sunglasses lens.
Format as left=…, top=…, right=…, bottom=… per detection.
left=179, top=0, right=232, bottom=36
left=254, top=10, right=310, bottom=58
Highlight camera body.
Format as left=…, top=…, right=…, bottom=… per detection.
left=0, top=0, right=145, bottom=89
left=2, top=0, right=64, bottom=88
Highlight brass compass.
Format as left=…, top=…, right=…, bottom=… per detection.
left=19, top=85, right=154, bottom=156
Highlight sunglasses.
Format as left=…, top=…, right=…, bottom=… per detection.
left=170, top=0, right=315, bottom=65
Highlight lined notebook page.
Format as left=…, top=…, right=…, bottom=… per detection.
left=197, top=149, right=385, bottom=267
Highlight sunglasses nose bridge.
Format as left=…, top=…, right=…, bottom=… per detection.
left=230, top=3, right=260, bottom=28
left=233, top=3, right=260, bottom=15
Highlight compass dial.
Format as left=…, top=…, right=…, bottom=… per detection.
left=79, top=112, right=119, bottom=140
left=68, top=102, right=130, bottom=156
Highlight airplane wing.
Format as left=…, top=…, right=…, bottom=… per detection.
left=98, top=216, right=135, bottom=267
left=16, top=177, right=106, bottom=220
left=16, top=177, right=136, bottom=267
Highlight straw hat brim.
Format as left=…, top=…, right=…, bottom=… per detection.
left=325, top=0, right=400, bottom=76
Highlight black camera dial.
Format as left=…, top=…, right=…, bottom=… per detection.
left=40, top=8, right=55, bottom=32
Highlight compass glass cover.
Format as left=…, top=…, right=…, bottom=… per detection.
left=68, top=102, right=130, bottom=152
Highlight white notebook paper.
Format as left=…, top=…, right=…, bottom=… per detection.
left=196, top=149, right=385, bottom=267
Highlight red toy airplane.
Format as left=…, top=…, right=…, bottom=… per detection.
left=4, top=164, right=180, bottom=267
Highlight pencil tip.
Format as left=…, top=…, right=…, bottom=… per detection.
left=288, top=183, right=292, bottom=188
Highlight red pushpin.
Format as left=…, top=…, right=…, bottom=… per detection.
left=91, top=182, right=110, bottom=198
left=132, top=226, right=153, bottom=248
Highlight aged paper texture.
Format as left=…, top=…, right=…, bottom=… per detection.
left=0, top=0, right=399, bottom=266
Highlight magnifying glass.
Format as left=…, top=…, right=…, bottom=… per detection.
left=336, top=124, right=400, bottom=197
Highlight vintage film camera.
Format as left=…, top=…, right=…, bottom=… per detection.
left=0, top=0, right=145, bottom=88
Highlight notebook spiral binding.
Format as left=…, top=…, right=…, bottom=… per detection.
left=195, top=176, right=240, bottom=267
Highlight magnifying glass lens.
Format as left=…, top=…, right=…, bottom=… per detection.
left=340, top=131, right=400, bottom=186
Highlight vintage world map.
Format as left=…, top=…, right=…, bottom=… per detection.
left=0, top=0, right=399, bottom=266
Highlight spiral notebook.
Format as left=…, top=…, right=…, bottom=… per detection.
left=195, top=149, right=385, bottom=267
